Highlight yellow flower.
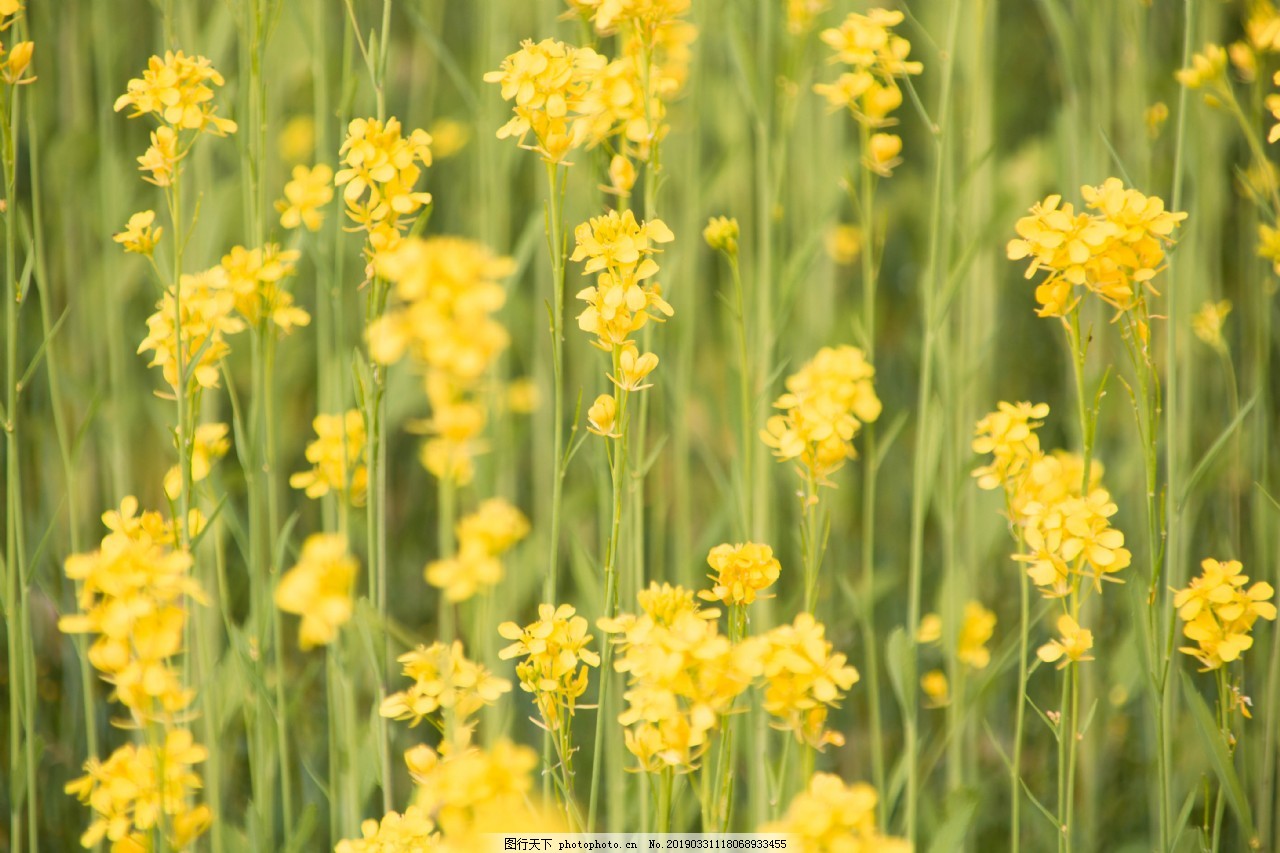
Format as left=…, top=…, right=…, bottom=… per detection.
left=921, top=670, right=949, bottom=708
left=115, top=51, right=237, bottom=136
left=587, top=392, right=620, bottom=437
left=824, top=224, right=862, bottom=265
left=290, top=410, right=368, bottom=506
left=699, top=541, right=781, bottom=605
left=1017, top=488, right=1131, bottom=597
left=335, top=805, right=438, bottom=853
left=219, top=243, right=310, bottom=332
left=1191, top=299, right=1232, bottom=349
left=761, top=773, right=910, bottom=853
left=137, top=125, right=182, bottom=187
left=786, top=0, right=831, bottom=35
left=426, top=498, right=530, bottom=602
left=379, top=641, right=510, bottom=732
left=499, top=603, right=601, bottom=731
left=1175, top=44, right=1228, bottom=90
left=484, top=38, right=606, bottom=164
left=1144, top=101, right=1169, bottom=139
left=760, top=613, right=859, bottom=749
left=163, top=422, right=230, bottom=501
left=610, top=345, right=659, bottom=391
left=957, top=601, right=996, bottom=670
left=274, top=534, right=359, bottom=650
left=971, top=401, right=1049, bottom=491
left=761, top=345, right=881, bottom=489
left=608, top=153, right=637, bottom=196
left=917, top=613, right=942, bottom=644
left=573, top=209, right=676, bottom=349
left=1, top=40, right=33, bottom=85
left=428, top=117, right=471, bottom=159
left=1036, top=614, right=1094, bottom=668
left=335, top=117, right=432, bottom=254
left=703, top=215, right=740, bottom=256
left=1174, top=558, right=1277, bottom=670
left=276, top=163, right=334, bottom=231
left=1258, top=222, right=1280, bottom=275
left=65, top=729, right=213, bottom=851
left=113, top=210, right=162, bottom=256
left=865, top=132, right=902, bottom=176
left=137, top=266, right=245, bottom=392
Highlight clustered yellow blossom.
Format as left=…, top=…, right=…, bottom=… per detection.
left=163, top=421, right=229, bottom=500
left=59, top=499, right=207, bottom=716
left=335, top=117, right=433, bottom=257
left=761, top=773, right=910, bottom=853
left=760, top=613, right=859, bottom=749
left=1017, top=487, right=1131, bottom=598
left=1174, top=559, right=1276, bottom=671
left=921, top=602, right=997, bottom=672
left=813, top=9, right=922, bottom=176
left=703, top=215, right=739, bottom=256
left=786, top=0, right=831, bottom=35
left=276, top=163, right=334, bottom=231
left=290, top=410, right=369, bottom=506
left=573, top=208, right=675, bottom=351
left=1037, top=614, right=1095, bottom=669
left=601, top=584, right=761, bottom=771
left=971, top=401, right=1049, bottom=491
left=426, top=498, right=530, bottom=601
left=0, top=35, right=33, bottom=86
left=379, top=641, right=511, bottom=739
left=699, top=541, right=781, bottom=606
left=760, top=344, right=882, bottom=492
left=499, top=604, right=601, bottom=731
left=137, top=266, right=245, bottom=393
left=1007, top=178, right=1187, bottom=319
left=274, top=533, right=358, bottom=651
left=1191, top=299, right=1232, bottom=350
left=369, top=236, right=515, bottom=484
left=114, top=210, right=162, bottom=256
left=115, top=51, right=236, bottom=186
left=335, top=805, right=438, bottom=853
left=1175, top=44, right=1228, bottom=93
left=1258, top=222, right=1280, bottom=276
left=484, top=38, right=606, bottom=164
left=64, top=729, right=213, bottom=852
left=219, top=243, right=310, bottom=333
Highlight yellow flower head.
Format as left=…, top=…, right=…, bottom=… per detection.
left=499, top=603, right=601, bottom=731
left=335, top=805, right=438, bottom=853
left=958, top=601, right=996, bottom=670
left=219, top=243, right=309, bottom=332
left=573, top=209, right=676, bottom=349
left=276, top=163, right=334, bottom=232
left=588, top=392, right=620, bottom=437
left=426, top=498, right=530, bottom=602
left=786, top=0, right=831, bottom=35
left=825, top=223, right=863, bottom=265
left=484, top=38, right=607, bottom=164
left=703, top=215, right=740, bottom=256
left=610, top=345, right=660, bottom=392
left=972, top=401, right=1049, bottom=491
left=760, top=613, right=859, bottom=749
left=1017, top=487, right=1131, bottom=598
left=138, top=266, right=245, bottom=392
left=115, top=51, right=237, bottom=136
left=113, top=210, right=162, bottom=256
left=1, top=40, right=34, bottom=86
left=65, top=729, right=213, bottom=851
left=335, top=117, right=432, bottom=253
left=761, top=774, right=910, bottom=852
left=163, top=422, right=229, bottom=501
left=1191, top=299, right=1232, bottom=349
left=699, top=541, right=781, bottom=605
left=1174, top=558, right=1276, bottom=670
left=274, top=534, right=359, bottom=650
left=761, top=345, right=881, bottom=490
left=1175, top=43, right=1228, bottom=90
left=1036, top=614, right=1094, bottom=668
left=290, top=410, right=368, bottom=507
left=137, top=125, right=182, bottom=187
left=921, top=669, right=950, bottom=708
left=379, top=641, right=511, bottom=735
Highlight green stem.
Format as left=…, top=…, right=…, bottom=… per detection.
left=543, top=160, right=567, bottom=604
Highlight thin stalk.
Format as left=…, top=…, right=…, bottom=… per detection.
left=656, top=767, right=673, bottom=833
left=543, top=160, right=567, bottom=605
left=437, top=474, right=456, bottom=642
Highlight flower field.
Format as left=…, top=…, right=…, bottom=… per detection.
left=2, top=0, right=1280, bottom=850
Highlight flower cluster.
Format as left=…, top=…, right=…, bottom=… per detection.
left=1174, top=559, right=1276, bottom=671
left=370, top=236, right=515, bottom=484
left=919, top=601, right=997, bottom=674
left=58, top=500, right=207, bottom=716
left=499, top=604, right=601, bottom=731
left=335, top=117, right=433, bottom=257
left=114, top=210, right=162, bottom=256
left=335, top=805, right=438, bottom=853
left=1007, top=178, right=1187, bottom=319
left=485, top=38, right=606, bottom=164
left=163, top=421, right=229, bottom=501
left=0, top=17, right=33, bottom=87
left=290, top=410, right=369, bottom=506
left=760, top=345, right=881, bottom=492
left=64, top=729, right=213, bottom=851
left=573, top=208, right=675, bottom=351
left=699, top=541, right=781, bottom=606
left=759, top=613, right=859, bottom=749
left=600, top=584, right=761, bottom=772
left=813, top=9, right=922, bottom=176
left=1192, top=299, right=1232, bottom=350
left=426, top=498, right=530, bottom=602
left=760, top=773, right=909, bottom=853
left=274, top=534, right=359, bottom=651
left=971, top=401, right=1049, bottom=491
left=379, top=641, right=511, bottom=740
left=276, top=163, right=334, bottom=231
left=115, top=52, right=236, bottom=186
left=137, top=266, right=245, bottom=393
left=219, top=243, right=310, bottom=333
left=1037, top=614, right=1095, bottom=669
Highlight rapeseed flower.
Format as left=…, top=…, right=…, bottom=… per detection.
left=274, top=534, right=358, bottom=650
left=760, top=613, right=859, bottom=749
left=277, top=163, right=334, bottom=231
left=379, top=641, right=510, bottom=732
left=138, top=266, right=245, bottom=392
left=1036, top=614, right=1095, bottom=668
left=114, top=50, right=237, bottom=136
left=572, top=209, right=675, bottom=350
left=1192, top=299, right=1232, bottom=350
left=1175, top=558, right=1276, bottom=670
left=113, top=210, right=162, bottom=256
left=335, top=117, right=432, bottom=256
left=219, top=243, right=309, bottom=332
left=971, top=401, right=1049, bottom=491
left=163, top=421, right=229, bottom=501
left=290, top=410, right=368, bottom=506
left=699, top=541, right=781, bottom=606
left=499, top=603, right=601, bottom=731
left=761, top=773, right=910, bottom=853
left=958, top=601, right=996, bottom=670
left=335, top=805, right=438, bottom=853
left=426, top=498, right=529, bottom=601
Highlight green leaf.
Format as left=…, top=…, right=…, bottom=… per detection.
left=1180, top=669, right=1256, bottom=843
left=927, top=788, right=979, bottom=853
left=885, top=626, right=910, bottom=715
left=1178, top=395, right=1257, bottom=511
